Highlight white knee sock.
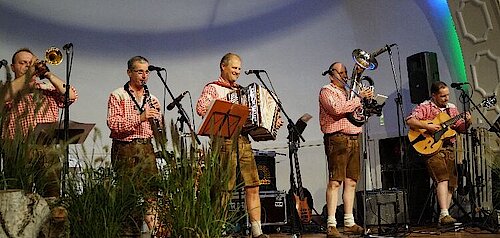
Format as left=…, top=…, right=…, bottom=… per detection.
left=327, top=215, right=337, bottom=227
left=440, top=209, right=449, bottom=219
left=344, top=213, right=355, bottom=227
left=250, top=220, right=263, bottom=237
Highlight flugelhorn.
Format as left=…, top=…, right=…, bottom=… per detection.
left=33, top=47, right=63, bottom=78
left=44, top=47, right=63, bottom=65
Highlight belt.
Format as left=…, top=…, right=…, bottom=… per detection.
left=324, top=132, right=359, bottom=137
left=113, top=138, right=151, bottom=145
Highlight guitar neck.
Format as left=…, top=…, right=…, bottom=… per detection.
left=293, top=153, right=305, bottom=198
left=443, top=106, right=476, bottom=128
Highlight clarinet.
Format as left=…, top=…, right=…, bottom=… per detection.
left=143, top=84, right=167, bottom=151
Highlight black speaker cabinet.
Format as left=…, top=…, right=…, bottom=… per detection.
left=356, top=190, right=409, bottom=226
left=231, top=190, right=287, bottom=226
left=254, top=150, right=277, bottom=191
left=407, top=52, right=439, bottom=104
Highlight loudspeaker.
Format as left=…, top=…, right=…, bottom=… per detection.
left=407, top=52, right=439, bottom=104
left=254, top=150, right=277, bottom=191
left=378, top=136, right=431, bottom=223
left=231, top=190, right=287, bottom=226
left=356, top=190, right=408, bottom=226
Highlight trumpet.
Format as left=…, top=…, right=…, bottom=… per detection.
left=33, top=47, right=63, bottom=78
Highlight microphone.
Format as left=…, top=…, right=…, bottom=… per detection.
left=148, top=65, right=165, bottom=71
left=62, top=43, right=73, bottom=50
left=371, top=43, right=397, bottom=58
left=451, top=82, right=470, bottom=88
left=167, top=91, right=189, bottom=111
left=322, top=69, right=332, bottom=76
left=245, top=69, right=266, bottom=75
left=0, top=59, right=7, bottom=69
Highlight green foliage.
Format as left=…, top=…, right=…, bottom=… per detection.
left=64, top=121, right=240, bottom=237
left=64, top=162, right=142, bottom=238
left=0, top=75, right=64, bottom=196
left=154, top=121, right=240, bottom=237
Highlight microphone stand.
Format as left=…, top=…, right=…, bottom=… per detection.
left=386, top=46, right=409, bottom=231
left=454, top=86, right=498, bottom=233
left=455, top=86, right=499, bottom=137
left=61, top=46, right=73, bottom=197
left=251, top=72, right=304, bottom=237
left=154, top=70, right=201, bottom=148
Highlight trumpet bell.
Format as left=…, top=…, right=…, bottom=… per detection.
left=352, top=49, right=377, bottom=70
left=45, top=47, right=63, bottom=65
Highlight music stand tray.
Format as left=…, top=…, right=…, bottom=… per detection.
left=198, top=99, right=249, bottom=139
left=34, top=120, right=95, bottom=145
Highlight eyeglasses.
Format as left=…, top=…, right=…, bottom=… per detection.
left=132, top=69, right=150, bottom=75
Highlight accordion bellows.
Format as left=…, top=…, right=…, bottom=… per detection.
left=227, top=83, right=280, bottom=141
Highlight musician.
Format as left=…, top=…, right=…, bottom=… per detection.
left=106, top=56, right=162, bottom=235
left=196, top=52, right=276, bottom=238
left=2, top=48, right=78, bottom=198
left=406, top=81, right=471, bottom=226
left=3, top=48, right=78, bottom=139
left=319, top=62, right=372, bottom=238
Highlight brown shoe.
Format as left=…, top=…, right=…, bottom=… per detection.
left=344, top=224, right=364, bottom=235
left=51, top=206, right=67, bottom=222
left=327, top=226, right=342, bottom=238
left=439, top=215, right=457, bottom=226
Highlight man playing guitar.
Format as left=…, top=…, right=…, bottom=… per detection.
left=406, top=81, right=471, bottom=226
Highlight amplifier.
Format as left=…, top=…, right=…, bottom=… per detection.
left=254, top=150, right=277, bottom=191
left=356, top=189, right=409, bottom=226
left=231, top=190, right=287, bottom=226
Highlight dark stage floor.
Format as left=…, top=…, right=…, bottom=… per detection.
left=228, top=218, right=500, bottom=238
left=243, top=225, right=499, bottom=237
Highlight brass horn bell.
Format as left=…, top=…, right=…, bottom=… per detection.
left=352, top=49, right=377, bottom=70
left=45, top=47, right=63, bottom=65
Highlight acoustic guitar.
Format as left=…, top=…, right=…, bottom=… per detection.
left=408, top=96, right=496, bottom=155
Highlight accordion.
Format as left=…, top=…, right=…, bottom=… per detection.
left=227, top=83, right=280, bottom=141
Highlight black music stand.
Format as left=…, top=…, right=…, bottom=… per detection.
left=197, top=99, right=249, bottom=139
left=34, top=121, right=95, bottom=145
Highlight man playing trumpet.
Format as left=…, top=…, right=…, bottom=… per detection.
left=2, top=47, right=78, bottom=197
left=3, top=48, right=78, bottom=139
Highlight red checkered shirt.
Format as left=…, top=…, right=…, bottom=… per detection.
left=4, top=82, right=78, bottom=138
left=406, top=99, right=467, bottom=134
left=319, top=83, right=363, bottom=134
left=196, top=76, right=240, bottom=117
left=107, top=86, right=161, bottom=142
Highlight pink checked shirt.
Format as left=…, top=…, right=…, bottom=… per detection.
left=196, top=77, right=240, bottom=117
left=4, top=82, right=78, bottom=138
left=319, top=83, right=363, bottom=135
left=107, top=85, right=160, bottom=142
left=406, top=99, right=467, bottom=133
